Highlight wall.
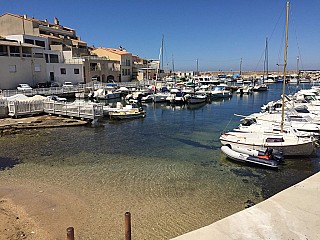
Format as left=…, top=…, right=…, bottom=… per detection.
left=46, top=63, right=83, bottom=85
left=0, top=56, right=47, bottom=89
left=0, top=14, right=36, bottom=36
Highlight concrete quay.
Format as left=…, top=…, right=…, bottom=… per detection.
left=173, top=172, right=320, bottom=240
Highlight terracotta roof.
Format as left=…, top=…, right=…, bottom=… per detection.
left=96, top=47, right=131, bottom=55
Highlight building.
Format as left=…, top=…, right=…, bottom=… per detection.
left=0, top=13, right=88, bottom=57
left=0, top=13, right=120, bottom=87
left=91, top=47, right=133, bottom=82
left=0, top=38, right=47, bottom=89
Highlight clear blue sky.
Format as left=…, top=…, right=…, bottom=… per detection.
left=1, top=0, right=320, bottom=72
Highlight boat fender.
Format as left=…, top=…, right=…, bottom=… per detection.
left=257, top=155, right=270, bottom=160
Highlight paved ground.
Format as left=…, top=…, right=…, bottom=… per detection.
left=172, top=172, right=320, bottom=240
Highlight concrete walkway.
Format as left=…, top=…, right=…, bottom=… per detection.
left=173, top=172, right=320, bottom=240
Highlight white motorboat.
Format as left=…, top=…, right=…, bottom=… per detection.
left=210, top=86, right=232, bottom=98
left=220, top=131, right=316, bottom=156
left=252, top=84, right=268, bottom=91
left=153, top=93, right=169, bottom=103
left=141, top=95, right=154, bottom=103
left=237, top=113, right=320, bottom=137
left=221, top=145, right=282, bottom=168
left=236, top=85, right=252, bottom=95
left=92, top=88, right=121, bottom=100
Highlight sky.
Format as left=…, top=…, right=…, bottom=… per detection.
left=1, top=0, right=320, bottom=72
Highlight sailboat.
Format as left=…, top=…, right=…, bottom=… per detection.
left=153, top=34, right=170, bottom=103
left=220, top=1, right=316, bottom=157
left=253, top=38, right=269, bottom=91
left=289, top=56, right=299, bottom=84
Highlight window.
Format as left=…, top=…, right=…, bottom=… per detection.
left=122, top=69, right=125, bottom=76
left=9, top=46, right=20, bottom=57
left=60, top=68, right=66, bottom=74
left=24, top=38, right=34, bottom=44
left=74, top=68, right=79, bottom=74
left=128, top=69, right=131, bottom=75
left=33, top=53, right=43, bottom=58
left=35, top=40, right=45, bottom=47
left=9, top=65, right=16, bottom=73
left=0, top=45, right=8, bottom=56
left=34, top=64, right=41, bottom=72
left=35, top=40, right=46, bottom=47
left=49, top=54, right=59, bottom=63
left=45, top=54, right=49, bottom=63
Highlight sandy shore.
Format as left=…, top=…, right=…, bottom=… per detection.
left=0, top=115, right=89, bottom=239
left=0, top=180, right=89, bottom=240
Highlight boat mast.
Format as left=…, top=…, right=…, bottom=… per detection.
left=266, top=38, right=268, bottom=82
left=281, top=1, right=290, bottom=132
left=263, top=38, right=268, bottom=83
left=297, top=56, right=300, bottom=80
left=161, top=34, right=164, bottom=71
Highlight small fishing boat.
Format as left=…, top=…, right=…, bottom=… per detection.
left=221, top=145, right=283, bottom=168
left=109, top=108, right=146, bottom=120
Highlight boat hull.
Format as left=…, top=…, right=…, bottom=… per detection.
left=109, top=111, right=146, bottom=120
left=221, top=146, right=279, bottom=168
left=220, top=133, right=316, bottom=156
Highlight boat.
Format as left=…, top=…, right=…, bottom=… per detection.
left=141, top=94, right=154, bottom=103
left=210, top=86, right=232, bottom=98
left=236, top=85, right=252, bottom=95
left=103, top=102, right=142, bottom=116
left=153, top=92, right=169, bottom=103
left=186, top=77, right=207, bottom=104
left=91, top=88, right=121, bottom=100
left=47, top=95, right=67, bottom=102
left=167, top=91, right=186, bottom=104
left=252, top=84, right=268, bottom=91
left=253, top=37, right=270, bottom=92
left=109, top=108, right=146, bottom=120
left=220, top=2, right=318, bottom=157
left=186, top=94, right=207, bottom=104
left=221, top=145, right=282, bottom=168
left=220, top=131, right=315, bottom=156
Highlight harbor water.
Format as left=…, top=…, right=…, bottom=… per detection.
left=0, top=83, right=319, bottom=239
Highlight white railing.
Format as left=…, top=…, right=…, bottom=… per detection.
left=43, top=101, right=103, bottom=120
left=7, top=100, right=102, bottom=120
left=1, top=87, right=82, bottom=97
left=0, top=98, right=7, bottom=107
left=8, top=100, right=44, bottom=117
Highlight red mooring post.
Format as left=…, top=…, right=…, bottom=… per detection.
left=66, top=226, right=75, bottom=240
left=125, top=212, right=131, bottom=240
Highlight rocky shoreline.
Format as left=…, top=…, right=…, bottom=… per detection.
left=0, top=115, right=89, bottom=136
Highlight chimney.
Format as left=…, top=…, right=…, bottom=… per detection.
left=23, top=14, right=27, bottom=19
left=54, top=17, right=59, bottom=25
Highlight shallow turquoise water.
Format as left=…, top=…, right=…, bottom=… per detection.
left=0, top=83, right=319, bottom=239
